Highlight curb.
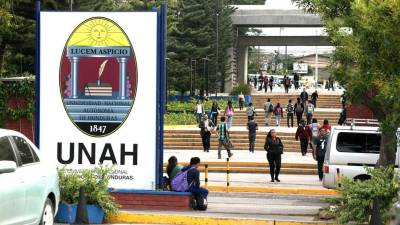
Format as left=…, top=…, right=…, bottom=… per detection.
left=207, top=186, right=337, bottom=196
left=107, top=212, right=337, bottom=225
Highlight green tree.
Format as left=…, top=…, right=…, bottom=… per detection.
left=293, top=0, right=400, bottom=223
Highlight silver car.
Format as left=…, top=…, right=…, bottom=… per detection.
left=0, top=129, right=60, bottom=225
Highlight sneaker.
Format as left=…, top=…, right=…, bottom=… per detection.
left=270, top=179, right=275, bottom=182
left=218, top=155, right=221, bottom=159
left=228, top=153, right=233, bottom=158
left=275, top=178, right=280, bottom=182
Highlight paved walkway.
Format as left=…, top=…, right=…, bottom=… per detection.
left=164, top=150, right=315, bottom=164
left=110, top=192, right=332, bottom=224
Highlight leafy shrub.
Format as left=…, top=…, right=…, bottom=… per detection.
left=164, top=112, right=197, bottom=125
left=230, top=84, right=252, bottom=96
left=331, top=166, right=400, bottom=224
left=58, top=166, right=119, bottom=215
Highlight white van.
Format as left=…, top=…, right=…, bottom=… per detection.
left=322, top=126, right=400, bottom=189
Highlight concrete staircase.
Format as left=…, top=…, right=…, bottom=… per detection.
left=164, top=129, right=305, bottom=153
left=251, top=94, right=342, bottom=109
left=231, top=110, right=339, bottom=127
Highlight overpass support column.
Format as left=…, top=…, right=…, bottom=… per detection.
left=237, top=46, right=248, bottom=85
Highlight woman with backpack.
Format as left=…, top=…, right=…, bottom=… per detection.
left=166, top=156, right=183, bottom=190
left=294, top=97, right=304, bottom=126
left=273, top=103, right=284, bottom=127
left=264, top=129, right=284, bottom=182
left=224, top=100, right=235, bottom=129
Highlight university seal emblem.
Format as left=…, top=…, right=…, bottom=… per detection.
left=59, top=17, right=137, bottom=136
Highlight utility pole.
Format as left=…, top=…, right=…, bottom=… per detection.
left=70, top=0, right=73, bottom=11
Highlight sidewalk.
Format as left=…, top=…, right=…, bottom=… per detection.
left=164, top=150, right=315, bottom=164
left=107, top=192, right=335, bottom=225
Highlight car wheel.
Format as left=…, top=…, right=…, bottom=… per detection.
left=40, top=198, right=54, bottom=225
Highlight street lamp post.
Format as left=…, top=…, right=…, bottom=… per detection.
left=216, top=12, right=219, bottom=97
left=201, top=57, right=210, bottom=96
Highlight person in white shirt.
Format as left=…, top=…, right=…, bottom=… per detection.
left=195, top=100, right=204, bottom=123
left=199, top=114, right=215, bottom=152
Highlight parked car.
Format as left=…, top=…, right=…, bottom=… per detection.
left=0, top=129, right=60, bottom=225
left=322, top=126, right=400, bottom=189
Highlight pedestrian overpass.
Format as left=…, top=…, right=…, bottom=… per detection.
left=226, top=6, right=330, bottom=92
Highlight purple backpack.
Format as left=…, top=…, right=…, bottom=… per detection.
left=171, top=167, right=195, bottom=192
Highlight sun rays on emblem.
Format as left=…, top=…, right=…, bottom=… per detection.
left=68, top=18, right=129, bottom=47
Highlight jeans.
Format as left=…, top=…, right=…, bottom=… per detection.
left=300, top=138, right=309, bottom=155
left=211, top=112, right=218, bottom=126
left=239, top=100, right=244, bottom=110
left=287, top=113, right=294, bottom=127
left=317, top=155, right=324, bottom=181
left=296, top=113, right=303, bottom=126
left=196, top=113, right=202, bottom=123
left=188, top=186, right=209, bottom=199
left=265, top=112, right=272, bottom=126
left=275, top=115, right=281, bottom=126
left=312, top=99, right=317, bottom=108
left=218, top=139, right=232, bottom=158
left=306, top=113, right=313, bottom=125
left=202, top=131, right=211, bottom=151
left=248, top=133, right=256, bottom=152
left=226, top=116, right=233, bottom=129
left=267, top=152, right=281, bottom=180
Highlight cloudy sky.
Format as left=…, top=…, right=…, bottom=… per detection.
left=252, top=0, right=335, bottom=56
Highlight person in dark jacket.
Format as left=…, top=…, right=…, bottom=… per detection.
left=295, top=119, right=311, bottom=156
left=181, top=157, right=209, bottom=198
left=294, top=97, right=304, bottom=126
left=313, top=129, right=328, bottom=181
left=311, top=91, right=319, bottom=108
left=199, top=114, right=215, bottom=152
left=264, top=129, right=284, bottom=182
left=300, top=88, right=308, bottom=105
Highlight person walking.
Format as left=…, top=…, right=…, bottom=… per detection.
left=294, top=98, right=304, bottom=126
left=258, top=75, right=264, bottom=91
left=247, top=116, right=258, bottom=153
left=320, top=119, right=331, bottom=134
left=195, top=100, right=204, bottom=123
left=300, top=88, right=308, bottom=105
left=294, top=73, right=300, bottom=90
left=295, top=120, right=311, bottom=156
left=286, top=100, right=294, bottom=127
left=284, top=75, right=291, bottom=93
left=273, top=103, right=284, bottom=127
left=238, top=92, right=245, bottom=111
left=305, top=100, right=315, bottom=125
left=263, top=98, right=273, bottom=126
left=216, top=117, right=233, bottom=159
left=224, top=100, right=234, bottom=129
left=253, top=76, right=258, bottom=89
left=263, top=76, right=268, bottom=93
left=269, top=76, right=274, bottom=92
left=313, top=129, right=328, bottom=181
left=338, top=108, right=347, bottom=126
left=311, top=90, right=319, bottom=108
left=309, top=118, right=321, bottom=149
left=264, top=129, right=284, bottom=182
left=246, top=102, right=256, bottom=121
left=210, top=101, right=220, bottom=126
left=199, top=114, right=215, bottom=152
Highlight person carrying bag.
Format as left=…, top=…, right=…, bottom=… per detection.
left=264, top=129, right=284, bottom=183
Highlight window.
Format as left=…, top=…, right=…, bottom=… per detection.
left=336, top=132, right=381, bottom=153
left=0, top=137, right=16, bottom=162
left=12, top=136, right=36, bottom=165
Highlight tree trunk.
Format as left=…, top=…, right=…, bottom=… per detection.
left=377, top=124, right=397, bottom=166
